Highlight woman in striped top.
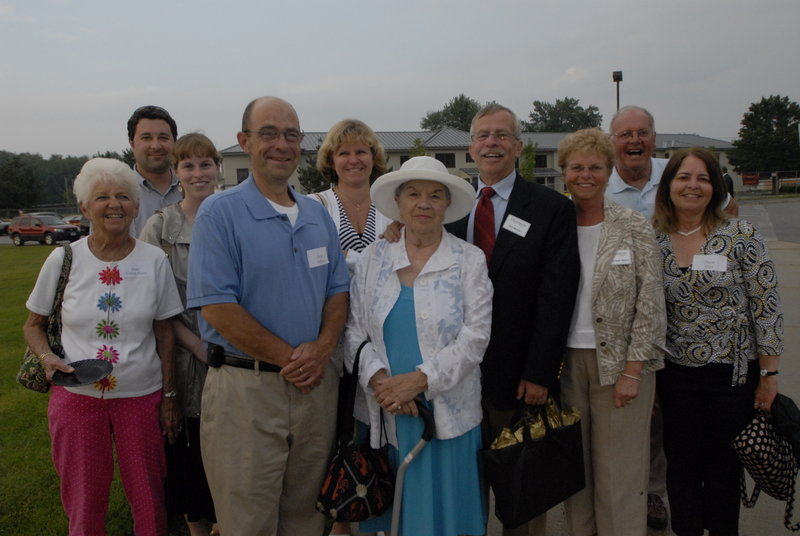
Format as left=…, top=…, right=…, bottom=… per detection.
left=313, top=119, right=393, bottom=274
left=312, top=119, right=393, bottom=536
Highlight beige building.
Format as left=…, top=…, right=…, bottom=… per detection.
left=219, top=129, right=735, bottom=193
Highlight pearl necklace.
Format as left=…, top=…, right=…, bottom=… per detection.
left=676, top=225, right=703, bottom=237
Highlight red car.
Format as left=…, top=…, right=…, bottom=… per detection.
left=8, top=214, right=81, bottom=246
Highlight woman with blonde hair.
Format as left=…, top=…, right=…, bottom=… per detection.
left=557, top=129, right=666, bottom=536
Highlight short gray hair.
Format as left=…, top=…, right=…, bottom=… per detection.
left=470, top=103, right=522, bottom=139
left=609, top=105, right=655, bottom=133
left=73, top=158, right=140, bottom=205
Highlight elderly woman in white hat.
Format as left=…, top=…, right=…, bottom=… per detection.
left=345, top=156, right=493, bottom=535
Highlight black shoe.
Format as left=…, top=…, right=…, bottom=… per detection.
left=647, top=493, right=668, bottom=530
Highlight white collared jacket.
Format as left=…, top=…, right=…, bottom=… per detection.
left=345, top=228, right=493, bottom=448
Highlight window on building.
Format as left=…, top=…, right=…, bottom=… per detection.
left=535, top=154, right=548, bottom=168
left=236, top=168, right=249, bottom=183
left=466, top=153, right=474, bottom=163
left=435, top=153, right=455, bottom=168
left=400, top=155, right=410, bottom=165
left=536, top=176, right=556, bottom=189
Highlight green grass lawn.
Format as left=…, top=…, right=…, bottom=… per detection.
left=0, top=245, right=188, bottom=535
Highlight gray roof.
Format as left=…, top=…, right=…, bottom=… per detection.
left=221, top=127, right=472, bottom=156
left=220, top=129, right=733, bottom=155
left=654, top=133, right=734, bottom=150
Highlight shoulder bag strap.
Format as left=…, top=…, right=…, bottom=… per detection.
left=336, top=339, right=370, bottom=443
left=310, top=191, right=330, bottom=210
left=47, top=244, right=72, bottom=358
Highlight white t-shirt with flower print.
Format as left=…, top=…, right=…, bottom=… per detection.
left=27, top=237, right=183, bottom=399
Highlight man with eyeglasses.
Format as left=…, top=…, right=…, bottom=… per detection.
left=607, top=105, right=737, bottom=221
left=447, top=103, right=580, bottom=536
left=187, top=97, right=349, bottom=535
left=127, top=105, right=183, bottom=237
left=605, top=105, right=736, bottom=531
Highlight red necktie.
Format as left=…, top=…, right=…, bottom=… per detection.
left=474, top=186, right=496, bottom=263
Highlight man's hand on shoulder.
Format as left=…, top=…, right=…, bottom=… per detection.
left=517, top=380, right=548, bottom=405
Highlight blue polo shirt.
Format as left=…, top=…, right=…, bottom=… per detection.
left=187, top=176, right=349, bottom=354
left=605, top=158, right=668, bottom=221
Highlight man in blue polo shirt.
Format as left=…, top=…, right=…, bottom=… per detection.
left=187, top=96, right=349, bottom=535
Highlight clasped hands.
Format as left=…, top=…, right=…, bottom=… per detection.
left=370, top=369, right=427, bottom=417
left=280, top=341, right=329, bottom=394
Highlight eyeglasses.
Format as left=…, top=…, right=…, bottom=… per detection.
left=567, top=164, right=608, bottom=175
left=244, top=128, right=304, bottom=144
left=611, top=129, right=653, bottom=141
left=472, top=131, right=516, bottom=143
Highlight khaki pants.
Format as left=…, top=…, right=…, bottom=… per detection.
left=560, top=348, right=655, bottom=536
left=200, top=362, right=338, bottom=536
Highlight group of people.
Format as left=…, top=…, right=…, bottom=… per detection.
left=22, top=98, right=783, bottom=536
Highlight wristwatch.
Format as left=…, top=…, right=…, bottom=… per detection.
left=760, top=369, right=779, bottom=377
left=163, top=390, right=178, bottom=398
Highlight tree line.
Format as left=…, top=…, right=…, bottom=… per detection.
left=0, top=150, right=133, bottom=211
left=3, top=95, right=799, bottom=210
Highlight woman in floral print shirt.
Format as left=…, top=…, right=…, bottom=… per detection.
left=24, top=158, right=183, bottom=536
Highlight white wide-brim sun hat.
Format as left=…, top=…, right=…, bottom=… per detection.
left=370, top=156, right=476, bottom=224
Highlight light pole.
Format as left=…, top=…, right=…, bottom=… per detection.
left=613, top=71, right=623, bottom=111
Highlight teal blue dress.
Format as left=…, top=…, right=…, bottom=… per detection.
left=360, top=285, right=487, bottom=536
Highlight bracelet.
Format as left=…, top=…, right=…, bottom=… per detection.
left=620, top=373, right=641, bottom=382
left=38, top=352, right=57, bottom=362
left=163, top=390, right=178, bottom=398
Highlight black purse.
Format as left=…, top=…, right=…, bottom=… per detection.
left=732, top=409, right=800, bottom=531
left=482, top=398, right=585, bottom=529
left=316, top=340, right=395, bottom=521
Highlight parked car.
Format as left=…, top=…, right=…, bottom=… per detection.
left=8, top=214, right=81, bottom=246
left=0, top=220, right=10, bottom=236
left=65, top=214, right=90, bottom=236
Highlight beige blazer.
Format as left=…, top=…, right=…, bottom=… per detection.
left=591, top=200, right=666, bottom=385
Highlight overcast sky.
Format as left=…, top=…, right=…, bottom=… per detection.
left=2, top=0, right=798, bottom=158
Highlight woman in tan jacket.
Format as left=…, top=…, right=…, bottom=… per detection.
left=558, top=129, right=666, bottom=536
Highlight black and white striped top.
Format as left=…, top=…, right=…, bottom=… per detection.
left=333, top=191, right=377, bottom=253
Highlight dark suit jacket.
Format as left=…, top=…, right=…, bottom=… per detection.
left=447, top=173, right=580, bottom=410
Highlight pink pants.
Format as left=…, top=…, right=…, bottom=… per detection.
left=48, top=386, right=167, bottom=536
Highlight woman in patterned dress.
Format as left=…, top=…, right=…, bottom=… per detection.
left=652, top=147, right=784, bottom=536
left=23, top=158, right=183, bottom=536
left=346, top=156, right=492, bottom=536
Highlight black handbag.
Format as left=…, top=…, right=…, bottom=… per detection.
left=482, top=398, right=585, bottom=529
left=316, top=340, right=395, bottom=521
left=16, top=244, right=73, bottom=393
left=732, top=409, right=800, bottom=531
left=773, top=393, right=800, bottom=465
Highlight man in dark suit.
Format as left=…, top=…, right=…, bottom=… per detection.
left=447, top=103, right=580, bottom=535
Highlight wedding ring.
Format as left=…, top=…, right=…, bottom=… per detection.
left=394, top=403, right=401, bottom=410
left=300, top=367, right=304, bottom=374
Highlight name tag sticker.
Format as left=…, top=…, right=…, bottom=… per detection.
left=307, top=247, right=329, bottom=269
left=123, top=265, right=149, bottom=278
left=692, top=254, right=727, bottom=272
left=612, top=249, right=632, bottom=265
left=502, top=215, right=531, bottom=238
